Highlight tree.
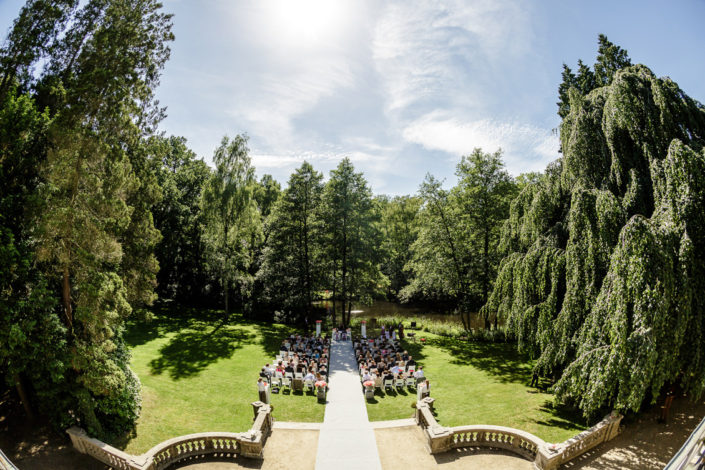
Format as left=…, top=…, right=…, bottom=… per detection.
left=0, top=0, right=77, bottom=99
left=557, top=64, right=576, bottom=119
left=322, top=158, right=382, bottom=327
left=402, top=175, right=472, bottom=319
left=486, top=56, right=705, bottom=418
left=1, top=0, right=173, bottom=437
left=258, top=162, right=323, bottom=322
left=152, top=136, right=211, bottom=302
left=201, top=134, right=258, bottom=315
left=457, top=149, right=517, bottom=328
left=377, top=195, right=421, bottom=300
left=556, top=34, right=631, bottom=118
left=594, top=34, right=632, bottom=87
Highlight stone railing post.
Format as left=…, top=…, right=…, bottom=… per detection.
left=237, top=430, right=264, bottom=459
left=66, top=427, right=87, bottom=454
left=415, top=398, right=452, bottom=454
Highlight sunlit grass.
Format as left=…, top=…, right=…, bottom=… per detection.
left=364, top=332, right=590, bottom=444
left=121, top=305, right=324, bottom=454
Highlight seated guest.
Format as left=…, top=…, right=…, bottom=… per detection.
left=361, top=370, right=372, bottom=382
left=383, top=369, right=394, bottom=382
left=390, top=363, right=401, bottom=375
left=259, top=367, right=269, bottom=379
left=304, top=371, right=316, bottom=381
left=414, top=367, right=425, bottom=379
left=285, top=362, right=294, bottom=374
left=407, top=356, right=416, bottom=367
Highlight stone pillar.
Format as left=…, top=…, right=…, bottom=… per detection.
left=361, top=320, right=367, bottom=338
left=316, top=320, right=321, bottom=337
left=66, top=427, right=88, bottom=454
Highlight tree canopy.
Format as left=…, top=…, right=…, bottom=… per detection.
left=486, top=42, right=705, bottom=417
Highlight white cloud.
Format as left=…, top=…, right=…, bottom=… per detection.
left=372, top=0, right=532, bottom=115
left=402, top=112, right=559, bottom=175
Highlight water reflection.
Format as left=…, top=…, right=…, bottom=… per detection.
left=313, top=300, right=486, bottom=327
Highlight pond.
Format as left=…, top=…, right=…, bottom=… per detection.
left=313, top=300, right=487, bottom=330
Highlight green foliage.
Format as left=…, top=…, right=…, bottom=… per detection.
left=557, top=34, right=632, bottom=118
left=257, top=162, right=324, bottom=321
left=488, top=46, right=705, bottom=417
left=405, top=150, right=517, bottom=328
left=322, top=158, right=383, bottom=326
left=200, top=134, right=258, bottom=314
left=402, top=175, right=470, bottom=305
left=376, top=195, right=421, bottom=299
left=151, top=136, right=211, bottom=302
left=0, top=0, right=173, bottom=438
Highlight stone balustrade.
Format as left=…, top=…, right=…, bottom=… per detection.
left=67, top=401, right=273, bottom=470
left=0, top=449, right=18, bottom=470
left=664, top=415, right=705, bottom=470
left=415, top=397, right=622, bottom=470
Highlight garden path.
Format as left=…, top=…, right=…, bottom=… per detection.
left=314, top=338, right=383, bottom=470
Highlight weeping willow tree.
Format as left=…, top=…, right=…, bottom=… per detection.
left=484, top=37, right=705, bottom=418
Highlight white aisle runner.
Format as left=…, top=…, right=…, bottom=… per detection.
left=315, top=339, right=382, bottom=470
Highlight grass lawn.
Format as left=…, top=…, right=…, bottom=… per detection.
left=120, top=306, right=589, bottom=453
left=120, top=304, right=325, bottom=454
left=364, top=332, right=590, bottom=444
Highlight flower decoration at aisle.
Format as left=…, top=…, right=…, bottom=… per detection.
left=315, top=380, right=327, bottom=389
left=363, top=380, right=375, bottom=388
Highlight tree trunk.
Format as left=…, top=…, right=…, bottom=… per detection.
left=331, top=264, right=337, bottom=326
left=483, top=227, right=490, bottom=330
left=14, top=374, right=34, bottom=420
left=341, top=227, right=347, bottom=329
left=62, top=266, right=73, bottom=329
left=225, top=284, right=229, bottom=316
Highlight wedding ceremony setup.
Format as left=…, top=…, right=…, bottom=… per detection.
left=1, top=0, right=705, bottom=469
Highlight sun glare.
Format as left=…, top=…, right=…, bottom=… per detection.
left=266, top=0, right=348, bottom=48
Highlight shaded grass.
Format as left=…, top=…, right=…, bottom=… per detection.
left=365, top=332, right=589, bottom=443
left=121, top=305, right=324, bottom=454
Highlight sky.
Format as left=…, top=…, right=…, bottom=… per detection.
left=1, top=0, right=705, bottom=195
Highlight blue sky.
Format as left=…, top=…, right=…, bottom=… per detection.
left=1, top=0, right=704, bottom=195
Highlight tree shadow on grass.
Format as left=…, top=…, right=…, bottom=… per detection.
left=535, top=400, right=590, bottom=432
left=399, top=338, right=427, bottom=363
left=254, top=322, right=304, bottom=358
left=148, top=319, right=256, bottom=379
left=124, top=302, right=227, bottom=348
left=429, top=337, right=534, bottom=384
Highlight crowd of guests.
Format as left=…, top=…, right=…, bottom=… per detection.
left=257, top=334, right=331, bottom=402
left=353, top=332, right=429, bottom=397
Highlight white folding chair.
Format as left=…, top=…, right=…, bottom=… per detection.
left=281, top=376, right=291, bottom=391
left=383, top=379, right=394, bottom=391
left=395, top=377, right=405, bottom=389
left=407, top=365, right=415, bottom=373
left=295, top=372, right=303, bottom=380
left=303, top=379, right=314, bottom=392
left=405, top=377, right=416, bottom=388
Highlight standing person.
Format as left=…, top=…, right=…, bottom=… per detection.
left=530, top=371, right=539, bottom=388
left=257, top=378, right=268, bottom=403
left=417, top=379, right=430, bottom=400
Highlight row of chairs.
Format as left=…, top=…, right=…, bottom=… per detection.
left=363, top=375, right=421, bottom=390
left=271, top=376, right=327, bottom=393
